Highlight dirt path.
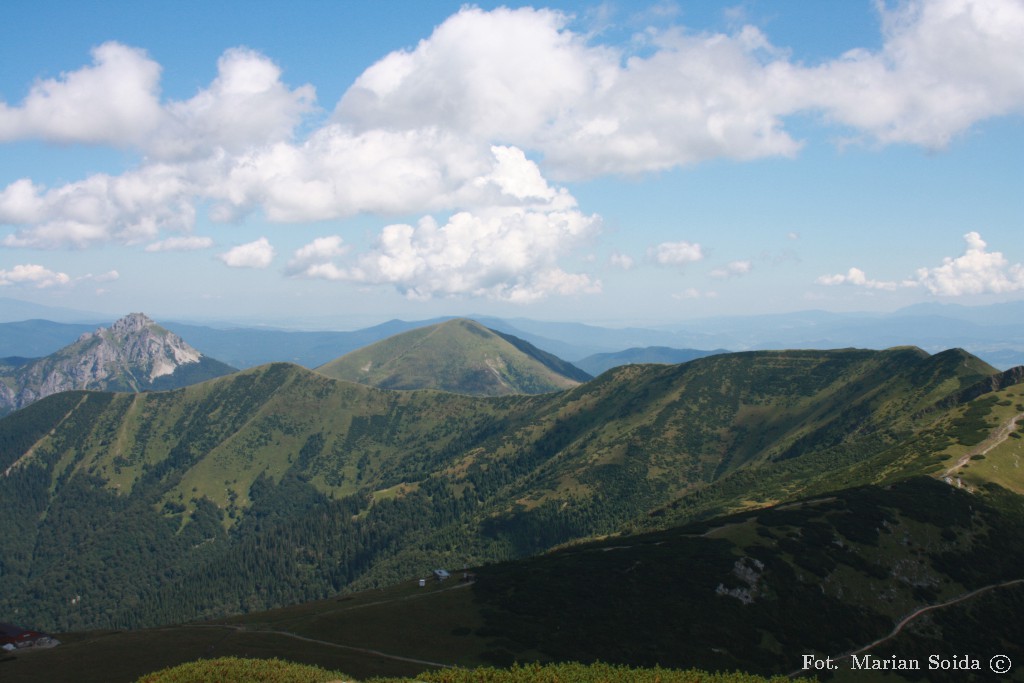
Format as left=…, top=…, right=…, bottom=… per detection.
left=252, top=628, right=452, bottom=669
left=943, top=411, right=1024, bottom=479
left=845, top=578, right=1024, bottom=659
left=185, top=581, right=476, bottom=669
left=788, top=577, right=1024, bottom=677
left=184, top=621, right=453, bottom=670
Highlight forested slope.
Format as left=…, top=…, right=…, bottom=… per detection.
left=0, top=347, right=1008, bottom=631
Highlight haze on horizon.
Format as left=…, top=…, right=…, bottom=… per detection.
left=0, top=0, right=1022, bottom=329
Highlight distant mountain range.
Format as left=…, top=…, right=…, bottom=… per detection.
left=573, top=346, right=726, bottom=376
left=0, top=313, right=236, bottom=415
left=1, top=298, right=1021, bottom=370
left=315, top=318, right=591, bottom=395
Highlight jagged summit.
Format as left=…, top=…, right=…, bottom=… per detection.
left=0, top=313, right=236, bottom=415
left=79, top=312, right=204, bottom=383
left=109, top=311, right=154, bottom=335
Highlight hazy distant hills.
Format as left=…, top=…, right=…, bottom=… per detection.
left=0, top=297, right=107, bottom=325
left=2, top=299, right=1022, bottom=370
left=0, top=344, right=1011, bottom=633
left=316, top=318, right=591, bottom=395
left=574, top=346, right=727, bottom=376
left=0, top=313, right=236, bottom=415
left=0, top=319, right=97, bottom=358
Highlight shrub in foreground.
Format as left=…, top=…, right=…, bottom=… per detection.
left=137, top=658, right=801, bottom=683
left=370, top=661, right=798, bottom=683
left=136, top=656, right=351, bottom=683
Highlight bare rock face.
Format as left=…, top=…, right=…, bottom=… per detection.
left=0, top=313, right=233, bottom=415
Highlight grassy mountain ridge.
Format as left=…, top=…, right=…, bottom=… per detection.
left=315, top=318, right=591, bottom=395
left=3, top=376, right=1024, bottom=682
left=0, top=346, right=1010, bottom=635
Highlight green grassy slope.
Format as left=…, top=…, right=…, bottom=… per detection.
left=0, top=348, right=1009, bottom=636
left=6, top=380, right=1024, bottom=682
left=315, top=318, right=590, bottom=395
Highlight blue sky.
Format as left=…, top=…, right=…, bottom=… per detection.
left=0, top=0, right=1022, bottom=328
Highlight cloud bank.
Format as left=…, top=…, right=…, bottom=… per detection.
left=1, top=0, right=1022, bottom=300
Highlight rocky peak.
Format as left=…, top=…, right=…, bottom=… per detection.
left=109, top=312, right=155, bottom=336
left=0, top=313, right=217, bottom=415
left=85, top=313, right=201, bottom=380
left=0, top=313, right=237, bottom=416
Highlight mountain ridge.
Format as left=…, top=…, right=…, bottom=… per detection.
left=315, top=318, right=591, bottom=395
left=2, top=300, right=1022, bottom=370
left=0, top=345, right=1010, bottom=634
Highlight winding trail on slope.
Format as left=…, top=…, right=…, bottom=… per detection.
left=189, top=581, right=476, bottom=670
left=943, top=411, right=1024, bottom=480
left=243, top=628, right=452, bottom=669
left=788, top=577, right=1024, bottom=677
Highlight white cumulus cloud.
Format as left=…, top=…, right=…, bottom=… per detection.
left=711, top=260, right=753, bottom=278
left=319, top=206, right=601, bottom=302
left=145, top=236, right=214, bottom=252
left=806, top=0, right=1024, bottom=148
left=816, top=267, right=903, bottom=291
left=153, top=47, right=316, bottom=160
left=0, top=42, right=315, bottom=159
left=609, top=251, right=636, bottom=270
left=218, top=237, right=276, bottom=269
left=0, top=42, right=163, bottom=147
left=650, top=241, right=704, bottom=267
left=672, top=288, right=718, bottom=300
left=0, top=167, right=195, bottom=249
left=818, top=232, right=1024, bottom=296
left=337, top=7, right=599, bottom=146
left=0, top=264, right=71, bottom=288
left=335, top=0, right=1024, bottom=178
left=336, top=7, right=802, bottom=178
left=915, top=231, right=1024, bottom=295
left=0, top=0, right=1022, bottom=300
left=286, top=235, right=350, bottom=278
left=83, top=270, right=120, bottom=283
